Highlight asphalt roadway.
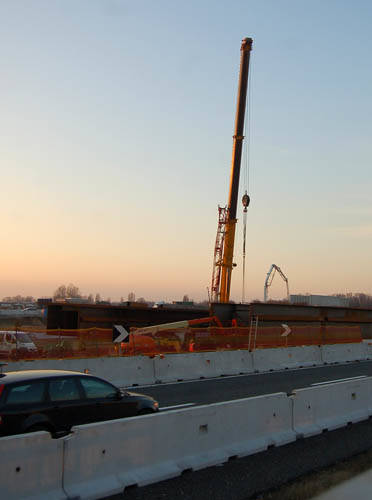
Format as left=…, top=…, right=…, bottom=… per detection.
left=125, top=359, right=372, bottom=409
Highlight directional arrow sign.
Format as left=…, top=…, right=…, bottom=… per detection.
left=112, top=324, right=130, bottom=343
left=281, top=323, right=291, bottom=337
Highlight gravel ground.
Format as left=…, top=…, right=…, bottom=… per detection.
left=104, top=418, right=372, bottom=500
left=257, top=447, right=372, bottom=500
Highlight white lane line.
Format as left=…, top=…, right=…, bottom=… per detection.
left=311, top=375, right=367, bottom=386
left=160, top=403, right=195, bottom=411
left=123, top=359, right=372, bottom=390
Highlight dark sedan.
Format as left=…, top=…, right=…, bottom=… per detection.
left=0, top=369, right=159, bottom=437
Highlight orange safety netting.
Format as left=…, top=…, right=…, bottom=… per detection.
left=0, top=324, right=362, bottom=361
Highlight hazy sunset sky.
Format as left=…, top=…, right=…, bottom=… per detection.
left=1, top=0, right=372, bottom=302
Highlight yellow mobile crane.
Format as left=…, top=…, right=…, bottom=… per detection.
left=211, top=37, right=253, bottom=303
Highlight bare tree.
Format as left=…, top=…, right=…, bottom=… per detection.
left=128, top=292, right=135, bottom=302
left=95, top=293, right=101, bottom=303
left=66, top=283, right=81, bottom=298
left=53, top=284, right=81, bottom=300
left=53, top=285, right=67, bottom=300
left=2, top=295, right=35, bottom=303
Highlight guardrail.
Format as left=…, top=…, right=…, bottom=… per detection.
left=2, top=375, right=372, bottom=500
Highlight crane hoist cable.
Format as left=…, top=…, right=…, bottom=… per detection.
left=241, top=58, right=253, bottom=303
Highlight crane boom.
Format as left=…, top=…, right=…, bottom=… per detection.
left=218, top=37, right=253, bottom=303
left=264, top=264, right=290, bottom=302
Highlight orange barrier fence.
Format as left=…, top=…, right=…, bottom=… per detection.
left=0, top=324, right=363, bottom=361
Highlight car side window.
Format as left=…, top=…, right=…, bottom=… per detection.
left=6, top=381, right=46, bottom=405
left=79, top=377, right=117, bottom=399
left=49, top=377, right=81, bottom=402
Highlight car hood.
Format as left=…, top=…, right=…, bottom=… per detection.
left=124, top=391, right=155, bottom=401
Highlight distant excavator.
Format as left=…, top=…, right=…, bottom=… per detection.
left=264, top=264, right=290, bottom=303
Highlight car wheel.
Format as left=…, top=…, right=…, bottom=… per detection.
left=138, top=408, right=155, bottom=415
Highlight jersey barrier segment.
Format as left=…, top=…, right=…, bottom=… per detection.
left=320, top=343, right=367, bottom=364
left=0, top=431, right=64, bottom=500
left=62, top=393, right=295, bottom=500
left=292, top=377, right=372, bottom=438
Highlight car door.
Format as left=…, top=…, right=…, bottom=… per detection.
left=46, top=376, right=85, bottom=431
left=77, top=376, right=137, bottom=423
left=2, top=380, right=48, bottom=434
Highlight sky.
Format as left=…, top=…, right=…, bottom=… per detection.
left=1, top=0, right=372, bottom=303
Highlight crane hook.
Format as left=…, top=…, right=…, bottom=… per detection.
left=242, top=191, right=250, bottom=213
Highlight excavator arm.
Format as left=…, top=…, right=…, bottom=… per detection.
left=264, top=264, right=290, bottom=302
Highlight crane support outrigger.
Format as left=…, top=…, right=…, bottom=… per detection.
left=213, top=37, right=253, bottom=303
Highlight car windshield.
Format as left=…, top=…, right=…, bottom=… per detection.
left=16, top=333, right=33, bottom=343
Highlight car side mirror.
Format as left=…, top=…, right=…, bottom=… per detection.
left=115, top=390, right=123, bottom=400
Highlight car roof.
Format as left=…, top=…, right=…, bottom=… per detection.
left=0, top=370, right=89, bottom=384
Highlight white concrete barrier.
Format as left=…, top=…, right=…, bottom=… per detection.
left=252, top=346, right=322, bottom=372
left=215, top=350, right=254, bottom=376
left=5, top=356, right=155, bottom=387
left=153, top=350, right=254, bottom=382
left=153, top=352, right=219, bottom=382
left=0, top=431, right=65, bottom=500
left=321, top=343, right=366, bottom=364
left=292, top=378, right=371, bottom=438
left=362, top=340, right=372, bottom=360
left=62, top=392, right=295, bottom=500
left=5, top=342, right=367, bottom=388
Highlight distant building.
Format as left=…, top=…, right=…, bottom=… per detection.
left=37, top=298, right=53, bottom=307
left=290, top=294, right=350, bottom=308
left=172, top=301, right=195, bottom=307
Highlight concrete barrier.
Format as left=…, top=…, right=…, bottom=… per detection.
left=321, top=343, right=366, bottom=364
left=252, top=346, right=322, bottom=372
left=362, top=340, right=372, bottom=360
left=0, top=431, right=65, bottom=500
left=62, top=392, right=295, bottom=500
left=4, top=342, right=368, bottom=389
left=153, top=350, right=254, bottom=383
left=5, top=356, right=155, bottom=387
left=292, top=378, right=371, bottom=438
left=215, top=350, right=254, bottom=376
